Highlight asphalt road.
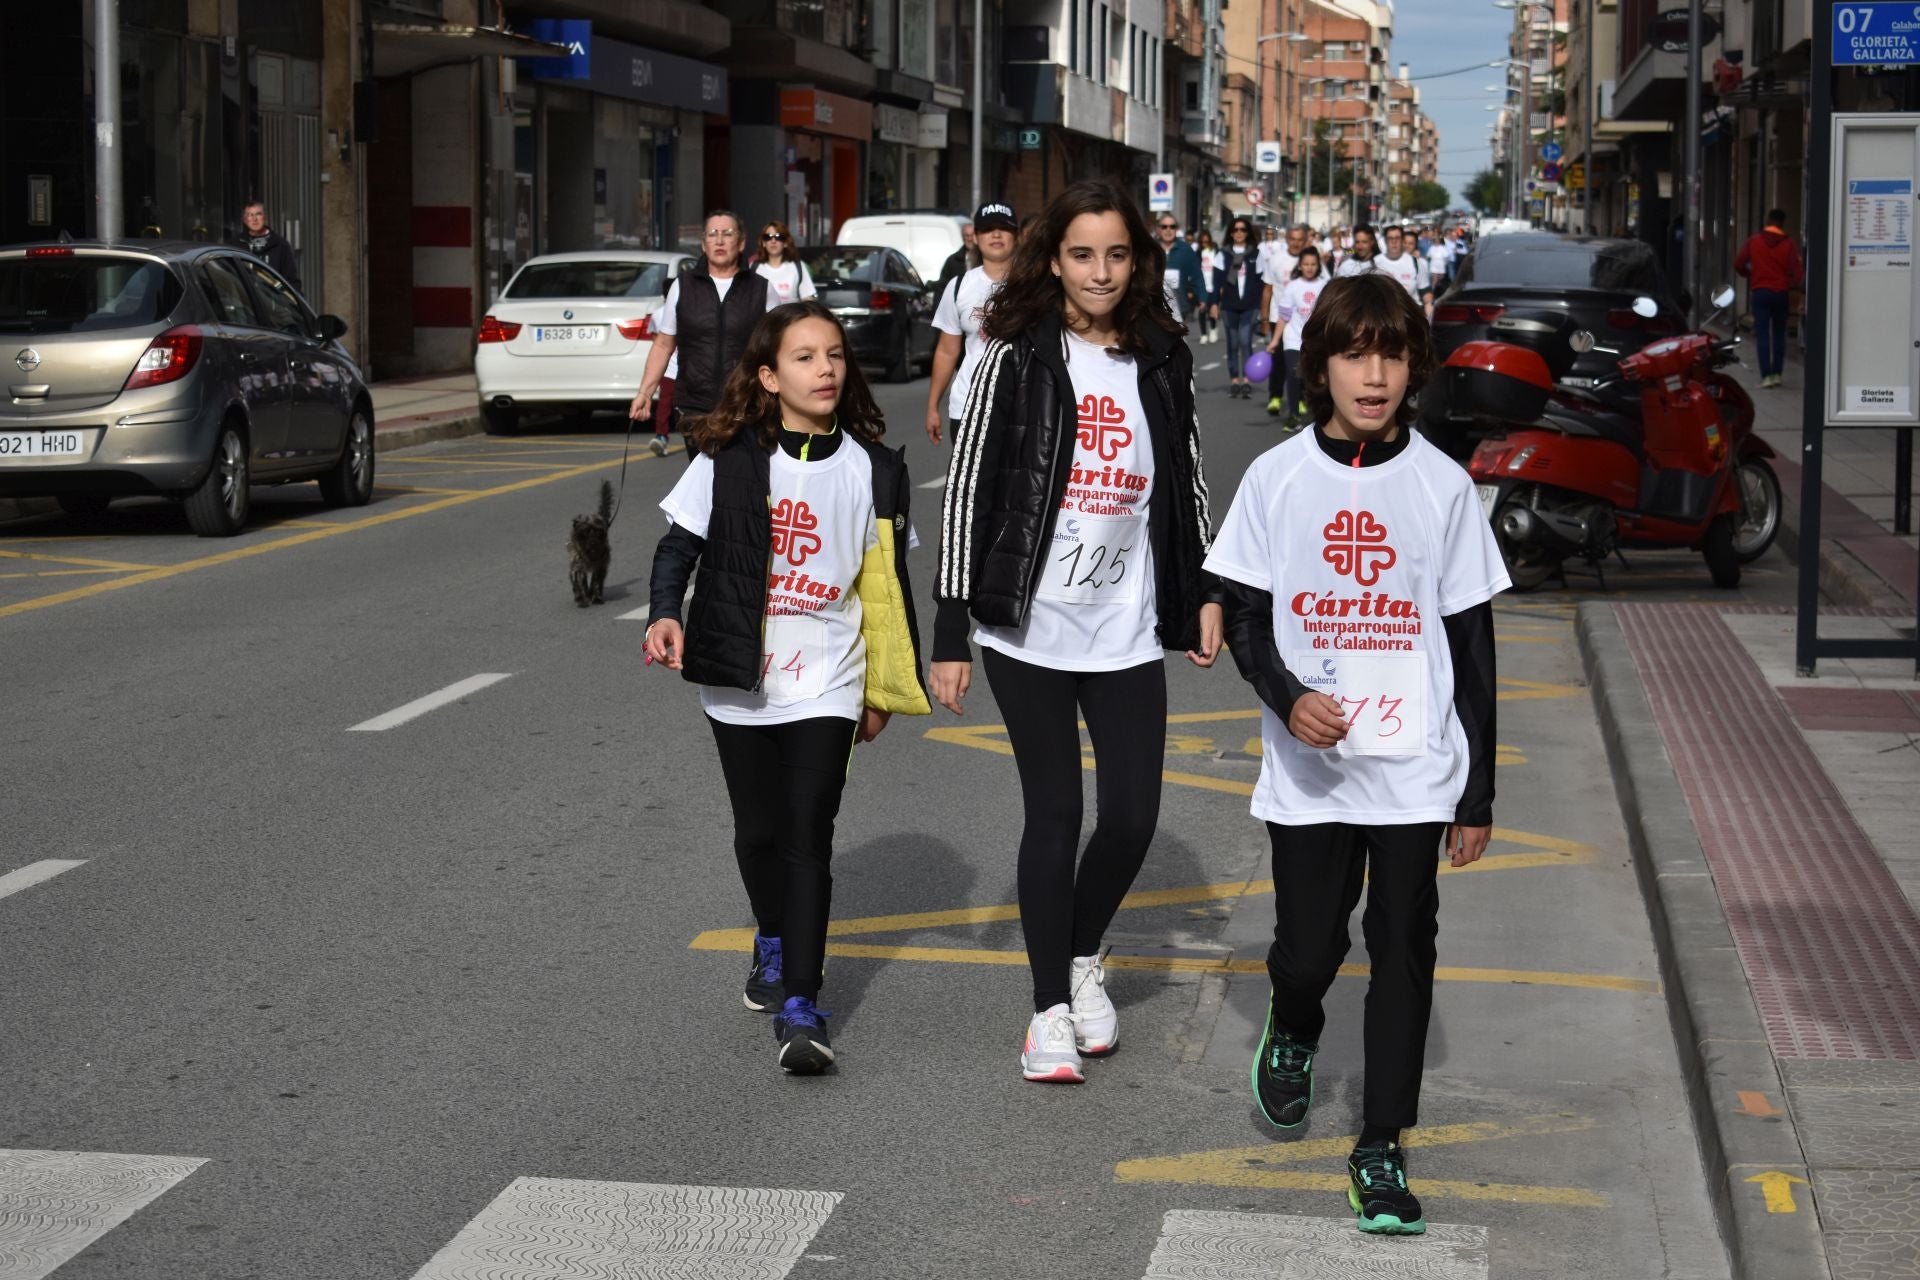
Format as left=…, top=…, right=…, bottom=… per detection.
left=0, top=363, right=1790, bottom=1279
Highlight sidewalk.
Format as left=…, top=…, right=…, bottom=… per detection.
left=1582, top=601, right=1920, bottom=1280
left=0, top=371, right=484, bottom=526
left=1720, top=334, right=1918, bottom=608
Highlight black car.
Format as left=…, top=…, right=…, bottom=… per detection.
left=798, top=245, right=937, bottom=382
left=1422, top=234, right=1688, bottom=455
left=0, top=240, right=371, bottom=535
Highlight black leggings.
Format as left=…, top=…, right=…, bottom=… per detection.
left=982, top=649, right=1167, bottom=1010
left=708, top=714, right=859, bottom=1002
left=1265, top=820, right=1445, bottom=1129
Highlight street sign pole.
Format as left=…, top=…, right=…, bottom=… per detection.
left=94, top=0, right=121, bottom=239
left=1682, top=0, right=1702, bottom=324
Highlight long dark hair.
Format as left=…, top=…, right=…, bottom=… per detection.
left=982, top=180, right=1182, bottom=355
left=1291, top=246, right=1322, bottom=279
left=687, top=301, right=886, bottom=456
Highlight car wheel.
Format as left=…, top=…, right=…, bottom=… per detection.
left=56, top=494, right=113, bottom=522
left=318, top=409, right=375, bottom=507
left=1731, top=458, right=1780, bottom=563
left=184, top=423, right=250, bottom=537
left=885, top=327, right=913, bottom=383
left=481, top=402, right=519, bottom=436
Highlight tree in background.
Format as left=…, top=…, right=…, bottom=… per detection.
left=1395, top=180, right=1451, bottom=215
left=1297, top=119, right=1360, bottom=210
left=1464, top=168, right=1506, bottom=215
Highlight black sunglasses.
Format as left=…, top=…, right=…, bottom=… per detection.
left=761, top=231, right=786, bottom=242
left=1158, top=221, right=1178, bottom=230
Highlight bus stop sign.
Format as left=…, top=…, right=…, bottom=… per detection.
left=1832, top=3, right=1920, bottom=65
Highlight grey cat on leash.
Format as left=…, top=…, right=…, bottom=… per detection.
left=568, top=480, right=613, bottom=606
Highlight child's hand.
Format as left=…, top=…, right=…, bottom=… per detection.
left=1445, top=825, right=1491, bottom=867
left=929, top=661, right=972, bottom=716
left=644, top=619, right=684, bottom=670
left=1185, top=603, right=1224, bottom=667
left=1287, top=692, right=1348, bottom=748
left=857, top=707, right=892, bottom=743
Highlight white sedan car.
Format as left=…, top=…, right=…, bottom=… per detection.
left=474, top=250, right=693, bottom=434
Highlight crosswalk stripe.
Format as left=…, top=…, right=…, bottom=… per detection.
left=918, top=473, right=948, bottom=489
left=0, top=1149, right=207, bottom=1279
left=347, top=673, right=513, bottom=732
left=1141, top=1209, right=1489, bottom=1279
left=0, top=860, right=86, bottom=903
left=410, top=1179, right=842, bottom=1278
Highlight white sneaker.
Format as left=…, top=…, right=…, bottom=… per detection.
left=1069, top=955, right=1118, bottom=1054
left=1021, top=1004, right=1085, bottom=1083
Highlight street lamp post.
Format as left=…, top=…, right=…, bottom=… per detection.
left=1255, top=30, right=1311, bottom=215
left=1496, top=0, right=1556, bottom=225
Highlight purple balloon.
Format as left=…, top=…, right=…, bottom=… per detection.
left=1244, top=350, right=1273, bottom=383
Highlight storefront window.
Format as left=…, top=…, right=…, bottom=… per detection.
left=118, top=30, right=223, bottom=242
left=868, top=145, right=902, bottom=211
left=593, top=98, right=673, bottom=249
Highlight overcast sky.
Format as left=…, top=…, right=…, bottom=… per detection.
left=1391, top=0, right=1515, bottom=206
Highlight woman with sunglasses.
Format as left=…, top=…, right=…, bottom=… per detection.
left=754, top=220, right=816, bottom=305
left=1209, top=218, right=1263, bottom=398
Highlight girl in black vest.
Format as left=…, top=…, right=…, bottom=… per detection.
left=646, top=301, right=931, bottom=1074
left=931, top=180, right=1224, bottom=1084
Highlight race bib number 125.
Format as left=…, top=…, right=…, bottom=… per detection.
left=1037, top=512, right=1145, bottom=607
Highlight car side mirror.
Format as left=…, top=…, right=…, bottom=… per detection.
left=312, top=314, right=348, bottom=342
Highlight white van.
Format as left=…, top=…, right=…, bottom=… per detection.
left=835, top=213, right=969, bottom=285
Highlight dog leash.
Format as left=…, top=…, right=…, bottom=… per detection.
left=605, top=414, right=641, bottom=528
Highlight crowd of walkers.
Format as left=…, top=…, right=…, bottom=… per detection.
left=638, top=182, right=1509, bottom=1239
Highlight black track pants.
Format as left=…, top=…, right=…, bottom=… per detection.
left=982, top=649, right=1167, bottom=1011
left=1266, top=820, right=1445, bottom=1129
left=708, top=714, right=859, bottom=1002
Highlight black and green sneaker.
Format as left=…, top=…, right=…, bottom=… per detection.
left=1251, top=999, right=1315, bottom=1128
left=1347, top=1142, right=1426, bottom=1235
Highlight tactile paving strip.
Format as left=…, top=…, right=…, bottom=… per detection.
left=1617, top=603, right=1920, bottom=1060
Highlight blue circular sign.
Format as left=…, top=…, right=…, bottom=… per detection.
left=1540, top=142, right=1563, bottom=162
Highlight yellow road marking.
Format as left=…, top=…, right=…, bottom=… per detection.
left=1746, top=1170, right=1807, bottom=1214
left=1116, top=1114, right=1608, bottom=1207
left=0, top=568, right=125, bottom=580
left=0, top=451, right=652, bottom=621
left=390, top=456, right=580, bottom=469
left=1733, top=1091, right=1785, bottom=1118
left=1499, top=633, right=1563, bottom=645
left=375, top=484, right=478, bottom=496
left=1497, top=677, right=1581, bottom=701
left=466, top=438, right=634, bottom=451
left=0, top=548, right=160, bottom=571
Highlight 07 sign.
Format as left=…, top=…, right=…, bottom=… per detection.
left=1831, top=3, right=1919, bottom=65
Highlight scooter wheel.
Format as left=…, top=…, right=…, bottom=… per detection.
left=1703, top=513, right=1742, bottom=589
left=1492, top=502, right=1560, bottom=591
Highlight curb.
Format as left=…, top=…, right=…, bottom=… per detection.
left=1577, top=602, right=1832, bottom=1280
left=1771, top=458, right=1911, bottom=612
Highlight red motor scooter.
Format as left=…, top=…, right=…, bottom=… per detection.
left=1452, top=289, right=1777, bottom=590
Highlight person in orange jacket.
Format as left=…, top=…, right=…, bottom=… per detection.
left=1734, top=209, right=1806, bottom=389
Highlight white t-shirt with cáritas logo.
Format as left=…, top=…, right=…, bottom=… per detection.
left=1203, top=429, right=1510, bottom=824
left=975, top=331, right=1161, bottom=672
left=661, top=443, right=879, bottom=725
left=755, top=259, right=817, bottom=304
left=933, top=266, right=1006, bottom=421
left=1273, top=276, right=1325, bottom=351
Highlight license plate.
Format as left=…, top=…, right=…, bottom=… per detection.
left=531, top=325, right=603, bottom=345
left=1476, top=483, right=1501, bottom=519
left=0, top=430, right=86, bottom=459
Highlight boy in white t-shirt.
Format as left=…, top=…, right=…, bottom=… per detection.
left=1204, top=273, right=1509, bottom=1238
left=926, top=202, right=1017, bottom=443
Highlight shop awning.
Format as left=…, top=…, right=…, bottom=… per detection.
left=371, top=23, right=571, bottom=79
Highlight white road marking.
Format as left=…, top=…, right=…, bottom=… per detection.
left=411, top=1179, right=842, bottom=1279
left=0, top=860, right=86, bottom=903
left=1141, top=1210, right=1489, bottom=1279
left=1200, top=361, right=1224, bottom=372
left=0, top=1149, right=207, bottom=1280
left=617, top=605, right=651, bottom=620
left=348, top=673, right=514, bottom=732
left=918, top=473, right=948, bottom=489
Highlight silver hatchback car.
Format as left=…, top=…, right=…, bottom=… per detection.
left=0, top=241, right=374, bottom=535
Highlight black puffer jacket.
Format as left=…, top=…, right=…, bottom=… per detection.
left=648, top=428, right=923, bottom=696
left=933, top=313, right=1218, bottom=660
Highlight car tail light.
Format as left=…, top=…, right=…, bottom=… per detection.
left=122, top=325, right=204, bottom=390
left=476, top=315, right=522, bottom=344
left=1433, top=302, right=1504, bottom=325
left=616, top=317, right=653, bottom=341
left=869, top=287, right=894, bottom=308
left=26, top=246, right=75, bottom=257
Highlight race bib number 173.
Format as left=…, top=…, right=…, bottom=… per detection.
left=1289, top=650, right=1427, bottom=756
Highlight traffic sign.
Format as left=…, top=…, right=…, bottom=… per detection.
left=1255, top=141, right=1281, bottom=174
left=1543, top=163, right=1563, bottom=183
left=1540, top=142, right=1563, bottom=163
left=1832, top=3, right=1920, bottom=65
left=1246, top=186, right=1266, bottom=208
left=1149, top=173, right=1174, bottom=213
